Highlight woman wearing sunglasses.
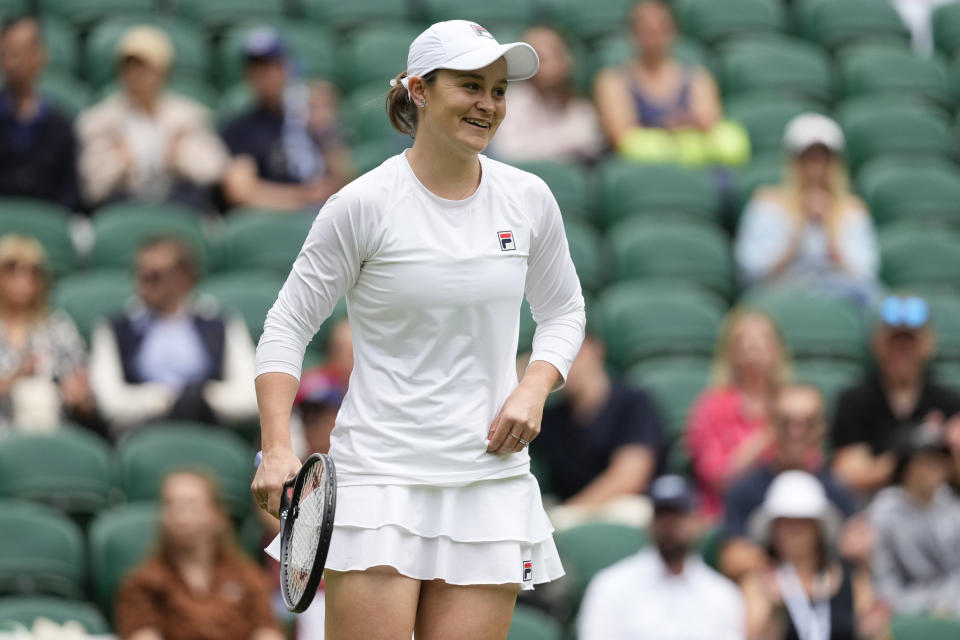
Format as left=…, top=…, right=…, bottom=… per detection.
left=0, top=234, right=95, bottom=432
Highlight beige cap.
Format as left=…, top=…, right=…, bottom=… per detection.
left=116, top=25, right=174, bottom=71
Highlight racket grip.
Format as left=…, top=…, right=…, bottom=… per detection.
left=254, top=450, right=262, bottom=468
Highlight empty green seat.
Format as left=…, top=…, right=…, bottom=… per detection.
left=674, top=0, right=785, bottom=44
left=734, top=154, right=782, bottom=215
left=553, top=0, right=635, bottom=41
left=174, top=0, right=285, bottom=31
left=217, top=22, right=336, bottom=88
left=351, top=138, right=407, bottom=175
left=511, top=161, right=591, bottom=222
left=792, top=359, right=864, bottom=413
left=0, top=501, right=85, bottom=599
left=197, top=272, right=285, bottom=342
left=117, top=423, right=253, bottom=518
left=598, top=283, right=725, bottom=369
left=38, top=0, right=155, bottom=28
left=302, top=0, right=412, bottom=32
left=0, top=428, right=115, bottom=517
left=342, top=82, right=398, bottom=145
left=218, top=211, right=313, bottom=273
left=839, top=44, right=954, bottom=112
left=51, top=270, right=132, bottom=342
left=88, top=503, right=158, bottom=615
left=599, top=161, right=718, bottom=227
left=0, top=0, right=27, bottom=16
left=424, top=0, right=537, bottom=28
left=338, top=25, right=422, bottom=91
left=628, top=358, right=710, bottom=438
left=90, top=203, right=209, bottom=271
left=725, top=94, right=824, bottom=156
left=797, top=0, right=910, bottom=50
left=0, top=597, right=108, bottom=634
left=507, top=605, right=563, bottom=640
left=40, top=17, right=79, bottom=76
left=840, top=104, right=954, bottom=169
left=0, top=198, right=77, bottom=274
left=745, top=288, right=866, bottom=361
left=553, top=522, right=645, bottom=613
left=563, top=221, right=604, bottom=293
left=37, top=70, right=93, bottom=120
left=610, top=220, right=734, bottom=299
left=880, top=226, right=960, bottom=291
left=926, top=292, right=960, bottom=361
left=932, top=2, right=960, bottom=56
left=718, top=36, right=833, bottom=104
left=857, top=159, right=960, bottom=227
left=890, top=615, right=960, bottom=640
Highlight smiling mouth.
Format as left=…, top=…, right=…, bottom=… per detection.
left=463, top=118, right=491, bottom=129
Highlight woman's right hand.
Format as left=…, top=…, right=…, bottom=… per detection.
left=252, top=447, right=302, bottom=519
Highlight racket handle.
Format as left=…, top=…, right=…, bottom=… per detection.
left=254, top=450, right=262, bottom=468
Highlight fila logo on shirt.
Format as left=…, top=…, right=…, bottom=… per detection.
left=522, top=560, right=533, bottom=583
left=498, top=230, right=516, bottom=251
left=471, top=23, right=494, bottom=39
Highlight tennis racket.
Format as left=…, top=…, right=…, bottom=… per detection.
left=256, top=451, right=337, bottom=612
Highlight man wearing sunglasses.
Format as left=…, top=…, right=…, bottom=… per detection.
left=832, top=295, right=960, bottom=495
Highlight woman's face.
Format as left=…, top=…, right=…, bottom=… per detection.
left=730, top=314, right=783, bottom=381
left=525, top=27, right=571, bottom=91
left=0, top=254, right=45, bottom=311
left=796, top=145, right=834, bottom=186
left=773, top=517, right=821, bottom=562
left=413, top=58, right=508, bottom=156
left=161, top=473, right=222, bottom=552
left=632, top=2, right=676, bottom=60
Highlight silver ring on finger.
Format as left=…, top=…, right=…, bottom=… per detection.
left=518, top=437, right=529, bottom=446
left=509, top=432, right=523, bottom=441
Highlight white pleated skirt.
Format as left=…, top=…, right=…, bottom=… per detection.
left=324, top=473, right=564, bottom=590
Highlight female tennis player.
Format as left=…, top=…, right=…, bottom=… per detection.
left=252, top=19, right=585, bottom=639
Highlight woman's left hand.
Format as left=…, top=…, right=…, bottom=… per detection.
left=486, top=383, right=548, bottom=455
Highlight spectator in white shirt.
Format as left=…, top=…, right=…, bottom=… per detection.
left=578, top=475, right=746, bottom=640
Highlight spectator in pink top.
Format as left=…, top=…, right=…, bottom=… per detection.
left=687, top=308, right=792, bottom=519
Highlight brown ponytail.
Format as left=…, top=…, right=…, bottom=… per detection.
left=386, top=70, right=437, bottom=138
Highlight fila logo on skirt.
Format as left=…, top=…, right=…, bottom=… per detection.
left=498, top=230, right=516, bottom=251
left=522, top=559, right=533, bottom=583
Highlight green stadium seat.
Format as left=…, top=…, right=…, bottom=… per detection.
left=85, top=16, right=210, bottom=89
left=591, top=35, right=709, bottom=84
left=509, top=161, right=592, bottom=223
left=216, top=82, right=253, bottom=123
left=553, top=522, right=645, bottom=614
left=217, top=22, right=336, bottom=88
left=40, top=17, right=80, bottom=77
left=890, top=614, right=960, bottom=640
left=674, top=0, right=785, bottom=44
left=90, top=203, right=209, bottom=271
left=932, top=2, right=960, bottom=56
left=553, top=0, right=635, bottom=42
left=563, top=221, right=604, bottom=294
left=423, top=0, right=537, bottom=28
left=0, top=0, right=27, bottom=16
left=628, top=357, right=710, bottom=439
left=0, top=597, right=109, bottom=634
left=88, top=503, right=157, bottom=616
left=38, top=0, right=155, bottom=28
left=879, top=226, right=960, bottom=291
left=507, top=605, right=563, bottom=640
left=610, top=219, right=735, bottom=300
left=733, top=154, right=782, bottom=216
left=218, top=211, right=312, bottom=273
left=0, top=428, right=115, bottom=517
left=116, top=423, right=254, bottom=518
left=838, top=44, right=954, bottom=113
left=797, top=0, right=910, bottom=50
left=0, top=501, right=85, bottom=599
left=338, top=25, right=422, bottom=91
left=173, top=0, right=286, bottom=31
left=51, top=270, right=132, bottom=343
left=696, top=525, right=723, bottom=571
left=197, top=271, right=285, bottom=342
left=725, top=94, right=824, bottom=157
left=598, top=161, right=718, bottom=227
left=0, top=198, right=77, bottom=274
left=745, top=288, right=866, bottom=362
left=792, top=359, right=864, bottom=413
left=926, top=292, right=960, bottom=362
left=518, top=299, right=535, bottom=354
left=857, top=158, right=960, bottom=227
left=37, top=70, right=94, bottom=120
left=341, top=82, right=398, bottom=145
left=839, top=104, right=955, bottom=169
left=597, top=283, right=725, bottom=369
left=302, top=0, right=412, bottom=32
left=717, top=36, right=833, bottom=104
left=351, top=139, right=407, bottom=175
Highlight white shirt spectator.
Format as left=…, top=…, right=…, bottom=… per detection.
left=891, top=0, right=957, bottom=56
left=578, top=549, right=746, bottom=640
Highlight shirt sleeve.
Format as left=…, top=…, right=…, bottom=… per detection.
left=114, top=566, right=164, bottom=638
left=241, top=562, right=283, bottom=632
left=831, top=386, right=868, bottom=450
left=524, top=184, right=586, bottom=384
left=255, top=191, right=369, bottom=380
left=734, top=196, right=793, bottom=285
left=837, top=209, right=879, bottom=280
left=615, top=386, right=664, bottom=450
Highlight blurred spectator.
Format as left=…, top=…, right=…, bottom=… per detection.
left=578, top=475, right=745, bottom=640
left=743, top=471, right=888, bottom=640
left=221, top=27, right=353, bottom=211
left=486, top=25, right=604, bottom=163
left=688, top=308, right=791, bottom=519
left=294, top=369, right=345, bottom=457
left=720, top=385, right=859, bottom=583
left=90, top=236, right=257, bottom=434
left=0, top=15, right=79, bottom=209
left=536, top=333, right=663, bottom=526
left=735, top=113, right=879, bottom=307
left=891, top=0, right=955, bottom=56
left=76, top=25, right=228, bottom=210
left=116, top=470, right=283, bottom=640
left=309, top=316, right=353, bottom=389
left=832, top=295, right=960, bottom=495
left=869, top=424, right=960, bottom=617
left=0, top=234, right=95, bottom=432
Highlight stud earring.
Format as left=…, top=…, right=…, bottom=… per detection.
left=418, top=101, right=426, bottom=108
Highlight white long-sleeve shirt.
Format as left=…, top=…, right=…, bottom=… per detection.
left=255, top=152, right=585, bottom=487
left=578, top=550, right=746, bottom=640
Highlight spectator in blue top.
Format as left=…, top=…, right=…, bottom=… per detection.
left=221, top=27, right=353, bottom=211
left=0, top=15, right=78, bottom=209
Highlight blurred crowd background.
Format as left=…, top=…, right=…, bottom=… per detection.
left=4, top=0, right=960, bottom=638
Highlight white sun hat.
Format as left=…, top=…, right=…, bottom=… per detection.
left=391, top=20, right=540, bottom=94
left=748, top=470, right=843, bottom=546
left=783, top=112, right=845, bottom=154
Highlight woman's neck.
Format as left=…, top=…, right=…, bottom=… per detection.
left=637, top=53, right=669, bottom=73
left=406, top=135, right=482, bottom=201
left=0, top=305, right=32, bottom=326
left=172, top=539, right=218, bottom=568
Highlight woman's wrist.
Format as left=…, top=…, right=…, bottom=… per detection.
left=520, top=360, right=561, bottom=400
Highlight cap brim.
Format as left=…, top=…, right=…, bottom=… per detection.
left=440, top=41, right=540, bottom=81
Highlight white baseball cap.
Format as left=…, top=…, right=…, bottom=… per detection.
left=748, top=471, right=842, bottom=546
left=783, top=112, right=845, bottom=154
left=391, top=20, right=540, bottom=94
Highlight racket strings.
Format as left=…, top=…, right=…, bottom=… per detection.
left=284, top=462, right=327, bottom=604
